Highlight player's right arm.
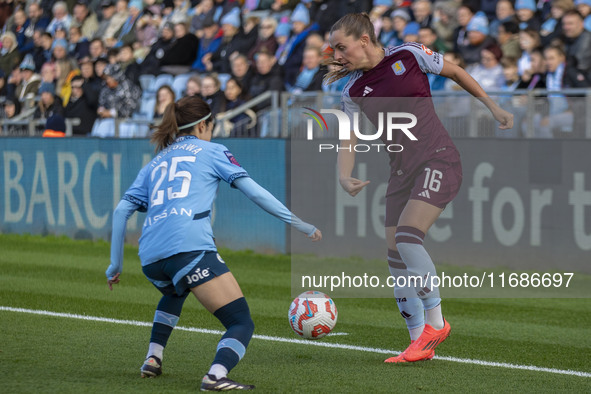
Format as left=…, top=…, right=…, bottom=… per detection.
left=106, top=164, right=150, bottom=289
left=338, top=91, right=370, bottom=197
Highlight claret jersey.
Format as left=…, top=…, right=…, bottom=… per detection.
left=341, top=43, right=458, bottom=178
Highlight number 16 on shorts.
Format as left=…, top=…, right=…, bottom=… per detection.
left=417, top=168, right=443, bottom=199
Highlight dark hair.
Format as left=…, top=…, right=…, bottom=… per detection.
left=501, top=20, right=520, bottom=35
left=151, top=96, right=212, bottom=152
left=324, top=13, right=379, bottom=84
left=563, top=10, right=584, bottom=20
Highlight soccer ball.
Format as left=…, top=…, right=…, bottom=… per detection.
left=288, top=291, right=338, bottom=339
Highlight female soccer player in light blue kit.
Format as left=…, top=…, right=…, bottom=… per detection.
left=106, top=96, right=322, bottom=391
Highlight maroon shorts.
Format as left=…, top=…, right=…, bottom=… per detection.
left=385, top=148, right=463, bottom=227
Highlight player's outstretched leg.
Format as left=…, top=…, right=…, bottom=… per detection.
left=200, top=297, right=255, bottom=391
left=384, top=248, right=432, bottom=363
left=396, top=225, right=450, bottom=361
left=141, top=292, right=188, bottom=377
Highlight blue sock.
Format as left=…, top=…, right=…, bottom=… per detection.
left=388, top=249, right=424, bottom=337
left=150, top=293, right=189, bottom=347
left=211, top=297, right=254, bottom=373
left=395, top=226, right=442, bottom=311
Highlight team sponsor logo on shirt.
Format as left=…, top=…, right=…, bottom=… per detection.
left=363, top=86, right=373, bottom=96
left=224, top=151, right=241, bottom=166
left=421, top=44, right=433, bottom=56
left=392, top=61, right=406, bottom=75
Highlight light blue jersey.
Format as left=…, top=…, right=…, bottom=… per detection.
left=123, top=135, right=248, bottom=266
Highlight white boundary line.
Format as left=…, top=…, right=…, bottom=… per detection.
left=2, top=306, right=590, bottom=379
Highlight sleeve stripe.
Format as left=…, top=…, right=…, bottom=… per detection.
left=122, top=194, right=148, bottom=212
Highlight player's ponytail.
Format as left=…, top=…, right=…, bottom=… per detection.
left=324, top=13, right=379, bottom=85
left=151, top=96, right=213, bottom=152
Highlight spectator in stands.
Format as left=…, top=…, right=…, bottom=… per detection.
left=540, top=0, right=575, bottom=46
left=501, top=57, right=521, bottom=91
left=73, top=0, right=99, bottom=40
left=208, top=8, right=252, bottom=74
left=432, top=2, right=458, bottom=50
left=154, top=84, right=175, bottom=119
left=200, top=73, right=224, bottom=116
left=453, top=2, right=476, bottom=54
left=419, top=26, right=450, bottom=54
left=515, top=0, right=542, bottom=30
left=42, top=114, right=67, bottom=138
left=517, top=28, right=542, bottom=77
left=12, top=9, right=29, bottom=53
left=134, top=8, right=159, bottom=56
left=95, top=0, right=117, bottom=40
left=54, top=24, right=69, bottom=43
left=117, top=44, right=141, bottom=87
left=23, top=3, right=50, bottom=53
left=534, top=44, right=573, bottom=137
left=89, top=38, right=107, bottom=61
left=3, top=98, right=22, bottom=120
left=289, top=46, right=326, bottom=93
left=94, top=55, right=109, bottom=79
left=489, top=0, right=517, bottom=40
left=56, top=58, right=81, bottom=106
left=13, top=54, right=41, bottom=104
left=274, top=22, right=291, bottom=59
left=47, top=1, right=72, bottom=35
left=64, top=75, right=97, bottom=135
left=52, top=38, right=69, bottom=62
left=412, top=0, right=434, bottom=28
left=185, top=74, right=201, bottom=97
left=160, top=22, right=200, bottom=75
left=468, top=42, right=506, bottom=90
left=575, top=0, right=591, bottom=31
left=230, top=54, right=253, bottom=99
left=562, top=10, right=591, bottom=87
left=168, top=0, right=190, bottom=24
left=0, top=32, right=21, bottom=77
left=109, top=0, right=143, bottom=48
left=248, top=17, right=278, bottom=64
left=191, top=18, right=221, bottom=72
left=378, top=12, right=395, bottom=47
left=389, top=9, right=410, bottom=47
left=402, top=22, right=420, bottom=43
left=518, top=46, right=547, bottom=89
left=218, top=77, right=253, bottom=137
left=78, top=57, right=101, bottom=110
left=460, top=11, right=495, bottom=66
left=249, top=50, right=283, bottom=100
left=40, top=62, right=57, bottom=84
left=104, top=0, right=129, bottom=41
left=277, top=3, right=318, bottom=87
left=68, top=25, right=91, bottom=60
left=34, top=82, right=65, bottom=119
left=140, top=22, right=175, bottom=75
left=92, top=63, right=141, bottom=137
left=191, top=0, right=215, bottom=34
left=497, top=21, right=522, bottom=61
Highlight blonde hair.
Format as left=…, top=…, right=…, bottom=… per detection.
left=323, top=13, right=379, bottom=85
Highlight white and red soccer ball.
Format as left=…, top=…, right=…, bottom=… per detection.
left=288, top=291, right=338, bottom=339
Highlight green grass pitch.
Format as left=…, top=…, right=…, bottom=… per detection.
left=1, top=233, right=590, bottom=392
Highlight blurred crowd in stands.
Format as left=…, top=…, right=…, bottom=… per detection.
left=0, top=0, right=590, bottom=137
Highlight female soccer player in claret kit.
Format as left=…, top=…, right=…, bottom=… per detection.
left=326, top=13, right=513, bottom=363
left=106, top=96, right=322, bottom=391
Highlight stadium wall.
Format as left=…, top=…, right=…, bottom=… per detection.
left=290, top=139, right=591, bottom=274
left=0, top=138, right=287, bottom=254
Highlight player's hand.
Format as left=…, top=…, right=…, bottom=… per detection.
left=339, top=177, right=370, bottom=197
left=107, top=272, right=120, bottom=291
left=493, top=107, right=514, bottom=130
left=309, top=229, right=322, bottom=242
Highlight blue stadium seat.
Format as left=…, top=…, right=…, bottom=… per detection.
left=139, top=74, right=155, bottom=92
left=152, top=74, right=174, bottom=93
left=172, top=73, right=194, bottom=99
left=217, top=73, right=231, bottom=91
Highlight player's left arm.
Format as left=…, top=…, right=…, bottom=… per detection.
left=439, top=61, right=514, bottom=129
